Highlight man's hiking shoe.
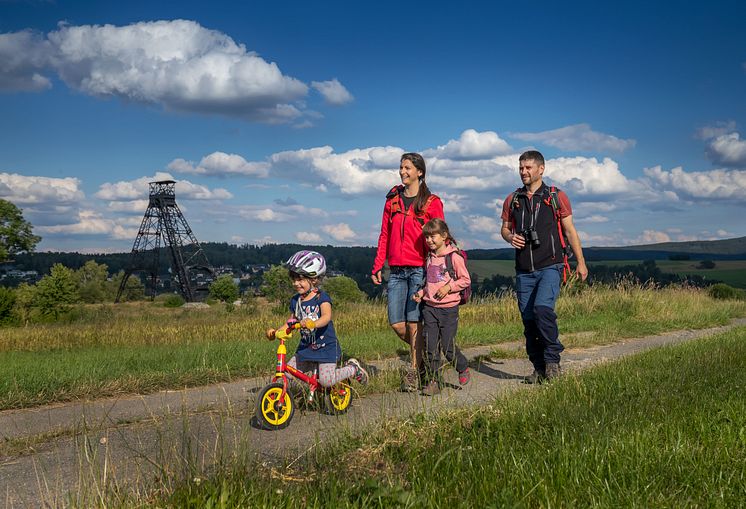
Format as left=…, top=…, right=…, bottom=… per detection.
left=545, top=362, right=562, bottom=381
left=458, top=368, right=471, bottom=386
left=347, top=358, right=369, bottom=385
left=400, top=367, right=419, bottom=392
left=421, top=379, right=440, bottom=396
left=524, top=368, right=546, bottom=385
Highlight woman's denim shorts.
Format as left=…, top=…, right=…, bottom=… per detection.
left=386, top=266, right=424, bottom=324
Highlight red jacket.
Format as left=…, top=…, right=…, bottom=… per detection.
left=372, top=186, right=445, bottom=274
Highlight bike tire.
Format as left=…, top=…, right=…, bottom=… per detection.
left=256, top=382, right=295, bottom=430
left=323, top=381, right=353, bottom=415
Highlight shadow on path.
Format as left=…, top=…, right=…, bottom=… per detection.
left=472, top=359, right=526, bottom=381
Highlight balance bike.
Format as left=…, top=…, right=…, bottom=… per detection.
left=255, top=320, right=353, bottom=430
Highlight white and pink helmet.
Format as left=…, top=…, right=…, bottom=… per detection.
left=285, top=250, right=327, bottom=277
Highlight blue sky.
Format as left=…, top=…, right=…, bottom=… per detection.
left=1, top=0, right=745, bottom=253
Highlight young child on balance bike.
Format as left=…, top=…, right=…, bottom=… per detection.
left=257, top=250, right=368, bottom=429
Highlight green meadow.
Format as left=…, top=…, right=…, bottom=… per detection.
left=162, top=326, right=746, bottom=508
left=1, top=284, right=745, bottom=410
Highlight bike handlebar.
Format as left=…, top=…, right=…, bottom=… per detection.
left=266, top=320, right=316, bottom=340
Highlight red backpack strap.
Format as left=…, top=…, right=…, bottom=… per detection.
left=386, top=185, right=402, bottom=200
left=508, top=191, right=522, bottom=232
left=547, top=186, right=572, bottom=282
left=510, top=189, right=523, bottom=209
left=386, top=185, right=404, bottom=220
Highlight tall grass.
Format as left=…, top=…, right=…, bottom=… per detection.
left=161, top=327, right=746, bottom=508
left=0, top=284, right=744, bottom=410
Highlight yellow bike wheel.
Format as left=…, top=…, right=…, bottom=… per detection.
left=323, top=381, right=352, bottom=415
left=256, top=382, right=294, bottom=430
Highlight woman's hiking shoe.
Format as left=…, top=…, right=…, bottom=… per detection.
left=421, top=379, right=440, bottom=396
left=458, top=368, right=471, bottom=386
left=400, top=367, right=419, bottom=392
left=347, top=358, right=369, bottom=385
left=523, top=368, right=546, bottom=384
left=545, top=362, right=562, bottom=381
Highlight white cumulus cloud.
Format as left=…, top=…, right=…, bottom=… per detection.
left=695, top=121, right=737, bottom=140
left=96, top=172, right=233, bottom=201
left=106, top=199, right=150, bottom=213
left=269, top=145, right=402, bottom=194
left=0, top=173, right=84, bottom=205
left=168, top=152, right=270, bottom=177
left=510, top=124, right=636, bottom=153
left=575, top=214, right=609, bottom=224
left=322, top=223, right=357, bottom=242
left=439, top=192, right=467, bottom=213
left=643, top=165, right=746, bottom=200
left=296, top=231, right=323, bottom=243
left=35, top=210, right=138, bottom=240
left=0, top=30, right=53, bottom=91
left=635, top=230, right=672, bottom=244
left=462, top=215, right=502, bottom=241
left=0, top=20, right=353, bottom=124
left=311, top=78, right=353, bottom=105
left=705, top=132, right=746, bottom=167
left=424, top=129, right=512, bottom=160
left=545, top=157, right=636, bottom=195
left=427, top=157, right=517, bottom=191
left=229, top=202, right=327, bottom=223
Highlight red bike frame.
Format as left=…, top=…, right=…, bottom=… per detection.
left=271, top=323, right=322, bottom=404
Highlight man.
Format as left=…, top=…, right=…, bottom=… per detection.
left=500, top=150, right=588, bottom=382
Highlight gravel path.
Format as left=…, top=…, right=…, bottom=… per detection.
left=2, top=318, right=745, bottom=507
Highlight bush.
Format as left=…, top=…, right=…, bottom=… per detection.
left=11, top=282, right=35, bottom=325
left=0, top=286, right=16, bottom=325
left=261, top=265, right=294, bottom=311
left=707, top=283, right=745, bottom=300
left=75, top=260, right=110, bottom=303
left=34, top=264, right=78, bottom=320
left=323, top=276, right=366, bottom=304
left=209, top=275, right=239, bottom=303
left=163, top=294, right=186, bottom=308
left=697, top=260, right=716, bottom=269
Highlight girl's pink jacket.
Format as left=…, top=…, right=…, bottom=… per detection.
left=417, top=244, right=471, bottom=308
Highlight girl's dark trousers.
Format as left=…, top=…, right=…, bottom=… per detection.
left=421, top=304, right=468, bottom=379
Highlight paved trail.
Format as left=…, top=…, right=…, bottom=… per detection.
left=2, top=319, right=744, bottom=507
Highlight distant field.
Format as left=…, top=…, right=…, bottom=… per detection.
left=469, top=258, right=746, bottom=288
left=468, top=259, right=515, bottom=279
left=588, top=260, right=746, bottom=288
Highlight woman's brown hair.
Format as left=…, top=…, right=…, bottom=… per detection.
left=401, top=152, right=432, bottom=216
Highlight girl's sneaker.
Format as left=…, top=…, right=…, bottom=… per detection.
left=458, top=368, right=471, bottom=386
left=346, top=358, right=369, bottom=385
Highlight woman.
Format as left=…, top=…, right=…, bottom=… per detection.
left=371, top=152, right=445, bottom=391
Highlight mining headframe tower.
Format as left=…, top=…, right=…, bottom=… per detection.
left=116, top=180, right=213, bottom=302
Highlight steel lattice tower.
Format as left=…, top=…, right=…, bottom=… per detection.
left=116, top=180, right=213, bottom=302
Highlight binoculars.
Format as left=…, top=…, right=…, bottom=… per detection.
left=519, top=228, right=541, bottom=249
